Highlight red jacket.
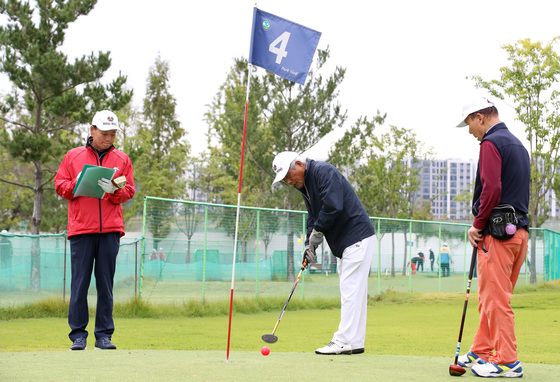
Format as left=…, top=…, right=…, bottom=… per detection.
left=55, top=143, right=135, bottom=238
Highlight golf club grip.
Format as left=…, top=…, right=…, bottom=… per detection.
left=466, top=245, right=478, bottom=282
left=453, top=246, right=478, bottom=363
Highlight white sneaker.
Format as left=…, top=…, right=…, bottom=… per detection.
left=315, top=341, right=360, bottom=355
left=471, top=360, right=523, bottom=378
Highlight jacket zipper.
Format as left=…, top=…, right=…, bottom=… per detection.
left=97, top=153, right=103, bottom=233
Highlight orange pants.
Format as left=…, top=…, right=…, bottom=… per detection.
left=471, top=228, right=528, bottom=364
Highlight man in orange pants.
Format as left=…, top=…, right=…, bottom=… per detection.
left=455, top=98, right=530, bottom=378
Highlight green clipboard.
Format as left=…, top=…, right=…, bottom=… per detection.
left=72, top=164, right=116, bottom=199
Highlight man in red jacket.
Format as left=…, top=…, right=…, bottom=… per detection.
left=55, top=110, right=135, bottom=351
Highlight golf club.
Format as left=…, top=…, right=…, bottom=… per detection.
left=449, top=245, right=478, bottom=376
left=261, top=258, right=308, bottom=344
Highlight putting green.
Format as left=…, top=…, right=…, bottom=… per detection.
left=1, top=351, right=559, bottom=381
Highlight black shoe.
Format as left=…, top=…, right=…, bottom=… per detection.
left=95, top=337, right=117, bottom=350
left=70, top=337, right=87, bottom=351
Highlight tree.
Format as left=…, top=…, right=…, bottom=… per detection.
left=332, top=118, right=429, bottom=276
left=0, top=135, right=32, bottom=230
left=126, top=56, right=190, bottom=250
left=472, top=37, right=560, bottom=283
left=204, top=49, right=347, bottom=279
left=0, top=0, right=132, bottom=289
left=173, top=202, right=199, bottom=263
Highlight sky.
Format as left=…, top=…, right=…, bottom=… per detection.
left=3, top=0, right=560, bottom=160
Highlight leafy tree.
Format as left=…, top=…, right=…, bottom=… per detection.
left=472, top=37, right=560, bottom=283
left=260, top=209, right=281, bottom=259
left=204, top=49, right=347, bottom=279
left=0, top=0, right=132, bottom=289
left=125, top=56, right=190, bottom=250
left=332, top=119, right=429, bottom=276
left=454, top=180, right=475, bottom=220
left=0, top=129, right=32, bottom=230
left=173, top=202, right=200, bottom=262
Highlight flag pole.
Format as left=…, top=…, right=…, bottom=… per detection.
left=226, top=60, right=253, bottom=362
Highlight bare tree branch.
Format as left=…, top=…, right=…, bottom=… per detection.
left=0, top=177, right=34, bottom=191
left=0, top=116, right=33, bottom=131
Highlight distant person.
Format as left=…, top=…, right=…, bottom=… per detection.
left=429, top=248, right=435, bottom=272
left=438, top=243, right=451, bottom=277
left=271, top=151, right=375, bottom=355
left=55, top=110, right=135, bottom=351
left=417, top=249, right=425, bottom=272
left=455, top=98, right=529, bottom=378
left=409, top=256, right=419, bottom=275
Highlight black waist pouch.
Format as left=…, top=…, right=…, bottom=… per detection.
left=487, top=204, right=518, bottom=240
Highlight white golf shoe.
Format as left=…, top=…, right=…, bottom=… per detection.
left=471, top=360, right=523, bottom=378
left=315, top=341, right=364, bottom=355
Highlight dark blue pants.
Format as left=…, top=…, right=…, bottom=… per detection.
left=68, top=233, right=120, bottom=341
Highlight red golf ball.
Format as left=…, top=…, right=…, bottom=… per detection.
left=260, top=346, right=270, bottom=356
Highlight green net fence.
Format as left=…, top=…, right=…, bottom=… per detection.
left=1, top=196, right=559, bottom=307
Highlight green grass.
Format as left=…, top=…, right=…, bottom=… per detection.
left=1, top=283, right=559, bottom=364
left=1, top=283, right=558, bottom=381
left=2, top=352, right=560, bottom=382
left=0, top=296, right=342, bottom=320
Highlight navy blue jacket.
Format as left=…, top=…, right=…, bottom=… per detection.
left=472, top=122, right=530, bottom=228
left=298, top=160, right=375, bottom=258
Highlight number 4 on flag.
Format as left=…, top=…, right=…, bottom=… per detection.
left=249, top=8, right=321, bottom=85
left=269, top=31, right=291, bottom=64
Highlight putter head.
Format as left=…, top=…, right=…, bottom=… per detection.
left=449, top=364, right=466, bottom=376
left=261, top=334, right=278, bottom=344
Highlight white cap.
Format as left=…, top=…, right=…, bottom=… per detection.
left=92, top=110, right=119, bottom=131
left=456, top=97, right=495, bottom=127
left=442, top=242, right=448, bottom=247
left=271, top=151, right=299, bottom=188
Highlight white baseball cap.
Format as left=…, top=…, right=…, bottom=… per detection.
left=456, top=97, right=495, bottom=127
left=271, top=151, right=299, bottom=188
left=92, top=110, right=119, bottom=131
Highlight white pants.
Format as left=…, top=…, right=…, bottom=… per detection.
left=332, top=234, right=375, bottom=349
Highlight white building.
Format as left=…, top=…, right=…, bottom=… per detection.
left=414, top=159, right=477, bottom=220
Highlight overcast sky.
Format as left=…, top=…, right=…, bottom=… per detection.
left=3, top=0, right=560, bottom=160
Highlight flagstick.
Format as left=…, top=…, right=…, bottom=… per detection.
left=226, top=63, right=253, bottom=361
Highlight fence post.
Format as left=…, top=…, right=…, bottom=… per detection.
left=438, top=224, right=442, bottom=292
left=202, top=205, right=208, bottom=302
left=298, top=212, right=306, bottom=299
left=550, top=233, right=560, bottom=280
left=63, top=233, right=67, bottom=302
left=463, top=229, right=468, bottom=289
left=134, top=239, right=138, bottom=298
left=255, top=210, right=260, bottom=298
left=408, top=221, right=413, bottom=293
left=377, top=219, right=381, bottom=294
left=139, top=197, right=148, bottom=299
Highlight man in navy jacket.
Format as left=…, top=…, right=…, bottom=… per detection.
left=272, top=151, right=375, bottom=355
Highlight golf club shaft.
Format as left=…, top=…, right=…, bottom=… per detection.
left=270, top=265, right=305, bottom=335
left=453, top=246, right=478, bottom=364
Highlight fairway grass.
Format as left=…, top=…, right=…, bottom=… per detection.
left=1, top=351, right=560, bottom=382
left=1, top=285, right=558, bottom=380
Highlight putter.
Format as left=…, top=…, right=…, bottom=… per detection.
left=449, top=246, right=478, bottom=376
left=261, top=258, right=307, bottom=344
